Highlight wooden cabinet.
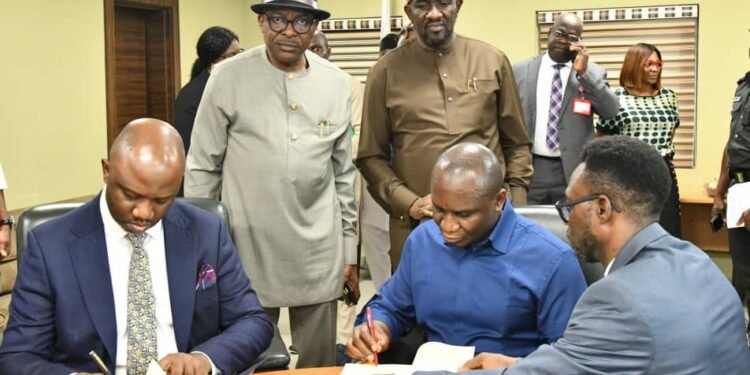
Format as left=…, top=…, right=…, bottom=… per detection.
left=680, top=185, right=728, bottom=252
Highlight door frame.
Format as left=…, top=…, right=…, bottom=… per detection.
left=103, top=0, right=180, bottom=149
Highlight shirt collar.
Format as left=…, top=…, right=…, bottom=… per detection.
left=542, top=52, right=572, bottom=69
left=604, top=257, right=615, bottom=277
left=99, top=185, right=163, bottom=243
left=472, top=200, right=515, bottom=254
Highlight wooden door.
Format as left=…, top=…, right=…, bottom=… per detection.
left=104, top=0, right=180, bottom=150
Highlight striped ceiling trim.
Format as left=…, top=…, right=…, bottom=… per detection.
left=537, top=4, right=698, bottom=24
left=320, top=17, right=404, bottom=31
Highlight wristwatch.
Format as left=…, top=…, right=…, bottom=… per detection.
left=0, top=216, right=14, bottom=228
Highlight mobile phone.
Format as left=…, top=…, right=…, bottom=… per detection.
left=342, top=281, right=359, bottom=306
left=710, top=215, right=724, bottom=232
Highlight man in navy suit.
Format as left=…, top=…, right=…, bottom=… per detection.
left=448, top=136, right=750, bottom=374
left=0, top=118, right=273, bottom=374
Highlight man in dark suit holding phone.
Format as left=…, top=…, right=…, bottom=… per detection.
left=513, top=13, right=619, bottom=204
left=0, top=119, right=273, bottom=374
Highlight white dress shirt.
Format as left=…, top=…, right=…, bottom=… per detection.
left=604, top=257, right=616, bottom=277
left=99, top=190, right=178, bottom=374
left=533, top=53, right=572, bottom=157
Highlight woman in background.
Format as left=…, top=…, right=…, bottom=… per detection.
left=597, top=43, right=682, bottom=238
left=174, top=26, right=241, bottom=195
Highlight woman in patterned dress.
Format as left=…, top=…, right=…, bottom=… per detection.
left=597, top=43, right=682, bottom=238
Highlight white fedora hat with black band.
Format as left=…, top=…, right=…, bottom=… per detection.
left=251, top=0, right=331, bottom=20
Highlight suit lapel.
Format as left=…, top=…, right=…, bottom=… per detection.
left=163, top=204, right=198, bottom=351
left=68, top=198, right=118, bottom=366
left=526, top=56, right=543, bottom=139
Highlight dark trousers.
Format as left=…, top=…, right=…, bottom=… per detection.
left=729, top=227, right=750, bottom=343
left=659, top=158, right=682, bottom=238
left=729, top=227, right=750, bottom=307
left=528, top=155, right=567, bottom=205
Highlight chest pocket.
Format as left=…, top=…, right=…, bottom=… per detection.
left=732, top=95, right=750, bottom=127
left=729, top=95, right=750, bottom=170
left=458, top=78, right=500, bottom=127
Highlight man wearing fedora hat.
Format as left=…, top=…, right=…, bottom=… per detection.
left=185, top=0, right=359, bottom=368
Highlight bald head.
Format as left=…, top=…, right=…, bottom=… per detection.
left=309, top=30, right=331, bottom=60
left=554, top=13, right=583, bottom=31
left=430, top=143, right=506, bottom=248
left=431, top=143, right=504, bottom=198
left=109, top=118, right=185, bottom=169
left=103, top=118, right=185, bottom=233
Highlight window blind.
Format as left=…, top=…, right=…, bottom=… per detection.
left=319, top=17, right=404, bottom=83
left=537, top=5, right=699, bottom=168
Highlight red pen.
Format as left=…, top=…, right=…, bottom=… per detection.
left=366, top=306, right=379, bottom=365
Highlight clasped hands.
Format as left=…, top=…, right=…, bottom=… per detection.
left=409, top=194, right=433, bottom=221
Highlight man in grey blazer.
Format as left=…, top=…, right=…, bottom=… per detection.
left=513, top=13, right=619, bottom=204
left=449, top=136, right=750, bottom=374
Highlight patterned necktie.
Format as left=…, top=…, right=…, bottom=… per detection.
left=125, top=232, right=158, bottom=375
left=546, top=63, right=565, bottom=151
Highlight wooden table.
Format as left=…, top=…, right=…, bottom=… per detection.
left=679, top=185, right=728, bottom=252
left=262, top=367, right=343, bottom=375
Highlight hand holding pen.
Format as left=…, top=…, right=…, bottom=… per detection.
left=366, top=307, right=379, bottom=365
left=346, top=307, right=392, bottom=364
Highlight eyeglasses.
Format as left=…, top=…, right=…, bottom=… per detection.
left=265, top=14, right=315, bottom=34
left=551, top=29, right=581, bottom=43
left=644, top=60, right=663, bottom=69
left=554, top=194, right=621, bottom=223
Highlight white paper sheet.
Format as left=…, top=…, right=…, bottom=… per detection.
left=341, top=363, right=414, bottom=375
left=146, top=360, right=167, bottom=375
left=727, top=182, right=750, bottom=229
left=411, top=342, right=476, bottom=371
left=341, top=342, right=475, bottom=375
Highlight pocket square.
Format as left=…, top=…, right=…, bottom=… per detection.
left=195, top=264, right=217, bottom=291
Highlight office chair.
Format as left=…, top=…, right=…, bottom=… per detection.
left=514, top=205, right=604, bottom=286
left=14, top=198, right=290, bottom=371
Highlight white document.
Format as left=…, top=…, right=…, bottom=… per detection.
left=727, top=182, right=750, bottom=229
left=341, top=364, right=414, bottom=375
left=146, top=359, right=167, bottom=375
left=341, top=342, right=475, bottom=375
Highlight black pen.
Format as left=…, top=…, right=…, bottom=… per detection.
left=89, top=350, right=111, bottom=375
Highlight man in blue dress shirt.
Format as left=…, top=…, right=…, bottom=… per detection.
left=346, top=143, right=586, bottom=362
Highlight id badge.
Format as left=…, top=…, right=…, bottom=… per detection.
left=573, top=97, right=592, bottom=115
